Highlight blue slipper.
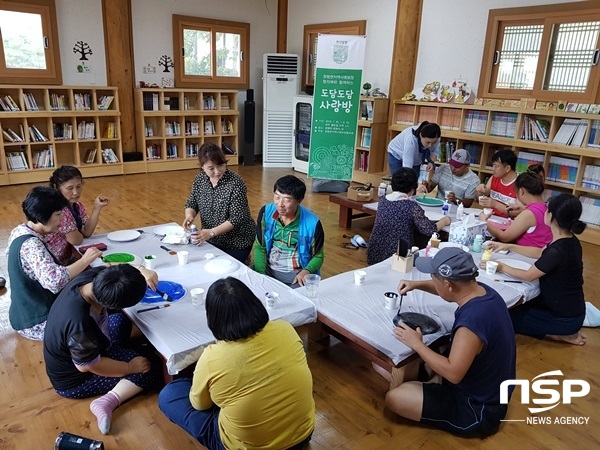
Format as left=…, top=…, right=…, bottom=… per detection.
left=583, top=302, right=600, bottom=327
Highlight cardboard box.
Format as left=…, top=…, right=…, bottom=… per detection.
left=347, top=186, right=375, bottom=202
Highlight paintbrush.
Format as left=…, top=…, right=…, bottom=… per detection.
left=494, top=279, right=523, bottom=283
left=137, top=304, right=171, bottom=313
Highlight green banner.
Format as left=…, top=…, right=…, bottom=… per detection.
left=308, top=35, right=365, bottom=180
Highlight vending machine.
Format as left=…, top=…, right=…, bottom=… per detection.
left=291, top=95, right=313, bottom=174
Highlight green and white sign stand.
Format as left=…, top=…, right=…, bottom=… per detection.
left=308, top=34, right=366, bottom=180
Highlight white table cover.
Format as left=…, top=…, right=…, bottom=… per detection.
left=313, top=251, right=539, bottom=366
left=85, top=223, right=317, bottom=374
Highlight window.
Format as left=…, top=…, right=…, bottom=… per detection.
left=302, top=20, right=366, bottom=92
left=0, top=0, right=62, bottom=84
left=173, top=15, right=249, bottom=89
left=479, top=1, right=600, bottom=102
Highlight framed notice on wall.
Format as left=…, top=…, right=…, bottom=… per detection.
left=308, top=34, right=366, bottom=180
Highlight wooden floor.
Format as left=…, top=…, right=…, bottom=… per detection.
left=0, top=165, right=599, bottom=449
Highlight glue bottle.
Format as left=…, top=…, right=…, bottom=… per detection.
left=425, top=239, right=432, bottom=256
left=190, top=224, right=198, bottom=244
left=472, top=234, right=483, bottom=253
left=456, top=201, right=464, bottom=220
left=442, top=199, right=449, bottom=216
left=378, top=182, right=387, bottom=197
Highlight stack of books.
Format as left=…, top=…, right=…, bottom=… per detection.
left=204, top=120, right=216, bottom=135
left=2, top=127, right=25, bottom=142
left=32, top=147, right=54, bottom=168
left=49, top=93, right=68, bottom=111
left=186, top=143, right=199, bottom=157
left=221, top=119, right=234, bottom=134
left=547, top=156, right=578, bottom=185
left=146, top=144, right=162, bottom=159
left=97, top=95, right=114, bottom=110
left=77, top=121, right=95, bottom=140
left=553, top=119, right=588, bottom=147
left=53, top=122, right=73, bottom=140
left=166, top=143, right=178, bottom=158
left=490, top=112, right=518, bottom=138
left=359, top=128, right=371, bottom=148
left=582, top=165, right=600, bottom=190
left=84, top=148, right=97, bottom=164
left=74, top=93, right=92, bottom=110
left=185, top=121, right=200, bottom=136
left=28, top=125, right=49, bottom=142
left=103, top=122, right=117, bottom=139
left=356, top=151, right=369, bottom=171
left=520, top=116, right=550, bottom=142
left=142, top=93, right=159, bottom=111
left=204, top=95, right=216, bottom=110
left=516, top=151, right=544, bottom=173
left=0, top=94, right=20, bottom=111
left=463, top=110, right=488, bottom=134
left=580, top=196, right=600, bottom=226
left=5, top=152, right=29, bottom=170
left=23, top=92, right=39, bottom=111
left=165, top=121, right=181, bottom=136
left=101, top=148, right=119, bottom=163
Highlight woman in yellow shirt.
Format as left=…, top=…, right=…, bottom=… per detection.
left=158, top=277, right=315, bottom=450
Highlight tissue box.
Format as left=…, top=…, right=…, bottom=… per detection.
left=391, top=253, right=414, bottom=273
left=449, top=216, right=487, bottom=247
left=347, top=186, right=375, bottom=202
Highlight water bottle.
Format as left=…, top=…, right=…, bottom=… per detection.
left=472, top=234, right=483, bottom=253
left=190, top=224, right=198, bottom=244
left=456, top=201, right=464, bottom=220
left=442, top=200, right=449, bottom=216
left=378, top=182, right=387, bottom=197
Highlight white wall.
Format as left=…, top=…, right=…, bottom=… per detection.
left=56, top=0, right=107, bottom=86
left=415, top=0, right=570, bottom=96
left=287, top=0, right=397, bottom=95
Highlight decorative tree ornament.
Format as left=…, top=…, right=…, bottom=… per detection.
left=73, top=41, right=93, bottom=60
left=159, top=55, right=174, bottom=73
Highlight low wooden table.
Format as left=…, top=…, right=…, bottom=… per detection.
left=328, top=193, right=377, bottom=228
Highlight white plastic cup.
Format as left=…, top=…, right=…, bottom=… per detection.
left=190, top=287, right=205, bottom=306
left=384, top=292, right=399, bottom=310
left=177, top=250, right=189, bottom=265
left=144, top=255, right=157, bottom=270
left=265, top=292, right=279, bottom=309
left=304, top=274, right=321, bottom=299
left=204, top=253, right=215, bottom=260
left=354, top=270, right=367, bottom=286
left=486, top=261, right=499, bottom=275
left=483, top=208, right=493, bottom=216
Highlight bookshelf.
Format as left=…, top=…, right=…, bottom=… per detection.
left=132, top=88, right=239, bottom=174
left=389, top=100, right=600, bottom=245
left=0, top=85, right=122, bottom=185
left=353, top=97, right=389, bottom=184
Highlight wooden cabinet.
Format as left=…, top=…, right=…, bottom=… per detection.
left=353, top=97, right=389, bottom=184
left=390, top=100, right=600, bottom=245
left=132, top=88, right=239, bottom=174
left=0, top=85, right=122, bottom=185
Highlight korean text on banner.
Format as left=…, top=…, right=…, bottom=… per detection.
left=308, top=34, right=366, bottom=181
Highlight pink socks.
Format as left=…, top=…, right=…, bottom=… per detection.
left=90, top=391, right=121, bottom=434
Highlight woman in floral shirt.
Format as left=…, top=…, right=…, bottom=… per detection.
left=6, top=186, right=102, bottom=340
left=44, top=166, right=110, bottom=264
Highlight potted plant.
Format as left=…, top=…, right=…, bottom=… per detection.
left=362, top=82, right=372, bottom=97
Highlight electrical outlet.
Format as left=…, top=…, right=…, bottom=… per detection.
left=143, top=65, right=156, bottom=74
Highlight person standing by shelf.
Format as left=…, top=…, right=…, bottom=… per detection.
left=475, top=149, right=519, bottom=218
left=182, top=142, right=256, bottom=263
left=387, top=121, right=441, bottom=177
left=417, top=148, right=480, bottom=207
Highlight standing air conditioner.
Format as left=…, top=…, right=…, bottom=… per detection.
left=262, top=53, right=299, bottom=167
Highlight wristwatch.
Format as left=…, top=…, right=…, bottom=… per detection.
left=209, top=229, right=215, bottom=238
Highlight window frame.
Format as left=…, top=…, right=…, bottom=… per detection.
left=478, top=1, right=600, bottom=103
left=301, top=20, right=366, bottom=92
left=0, top=0, right=62, bottom=85
left=173, top=15, right=249, bottom=89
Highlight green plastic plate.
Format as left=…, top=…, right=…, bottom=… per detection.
left=102, top=253, right=135, bottom=263
left=416, top=197, right=444, bottom=207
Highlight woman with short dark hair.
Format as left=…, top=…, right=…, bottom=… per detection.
left=159, top=277, right=315, bottom=450
left=6, top=186, right=102, bottom=340
left=183, top=142, right=255, bottom=263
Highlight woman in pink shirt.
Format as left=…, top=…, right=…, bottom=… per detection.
left=480, top=164, right=551, bottom=248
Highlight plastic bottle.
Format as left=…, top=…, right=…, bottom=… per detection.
left=190, top=224, right=198, bottom=244
left=481, top=248, right=493, bottom=263
left=378, top=182, right=387, bottom=197
left=472, top=234, right=483, bottom=253
left=442, top=199, right=449, bottom=216
left=456, top=201, right=464, bottom=220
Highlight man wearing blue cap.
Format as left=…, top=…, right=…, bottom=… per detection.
left=385, top=247, right=516, bottom=437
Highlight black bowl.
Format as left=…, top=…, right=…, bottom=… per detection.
left=393, top=312, right=440, bottom=335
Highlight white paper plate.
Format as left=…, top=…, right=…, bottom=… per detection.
left=499, top=258, right=532, bottom=271
left=205, top=258, right=240, bottom=274
left=438, top=242, right=470, bottom=252
left=106, top=230, right=141, bottom=242
left=153, top=225, right=185, bottom=236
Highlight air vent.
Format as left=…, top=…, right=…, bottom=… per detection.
left=266, top=54, right=298, bottom=75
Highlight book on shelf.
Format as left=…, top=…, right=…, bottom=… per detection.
left=84, top=148, right=97, bottom=164
left=356, top=150, right=369, bottom=171
left=28, top=125, right=49, bottom=142
left=360, top=127, right=372, bottom=148
left=463, top=110, right=488, bottom=134
left=2, top=127, right=25, bottom=143
left=580, top=196, right=600, bottom=226
left=186, top=143, right=199, bottom=157
left=221, top=95, right=230, bottom=110
left=582, top=165, right=600, bottom=191
left=204, top=95, right=216, bottom=110
left=520, top=116, right=550, bottom=142
left=23, top=92, right=39, bottom=111
left=166, top=143, right=178, bottom=158
left=204, top=120, right=216, bottom=135
left=440, top=109, right=461, bottom=131
left=185, top=121, right=200, bottom=136
left=53, top=122, right=73, bottom=140
left=165, top=121, right=181, bottom=136
left=103, top=122, right=117, bottom=139
left=74, top=93, right=91, bottom=110
left=101, top=148, right=119, bottom=164
left=463, top=143, right=482, bottom=166
left=553, top=119, right=588, bottom=147
left=361, top=101, right=373, bottom=120
left=547, top=156, right=578, bottom=185
left=222, top=142, right=236, bottom=155
left=49, top=93, right=68, bottom=111
left=6, top=152, right=29, bottom=170
left=221, top=119, right=233, bottom=134
left=0, top=95, right=20, bottom=111
left=77, top=121, right=96, bottom=140
left=145, top=122, right=154, bottom=137
left=516, top=151, right=544, bottom=173
left=146, top=144, right=162, bottom=159
left=32, top=147, right=54, bottom=169
left=142, top=93, right=159, bottom=111
left=97, top=95, right=114, bottom=110
left=588, top=120, right=600, bottom=148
